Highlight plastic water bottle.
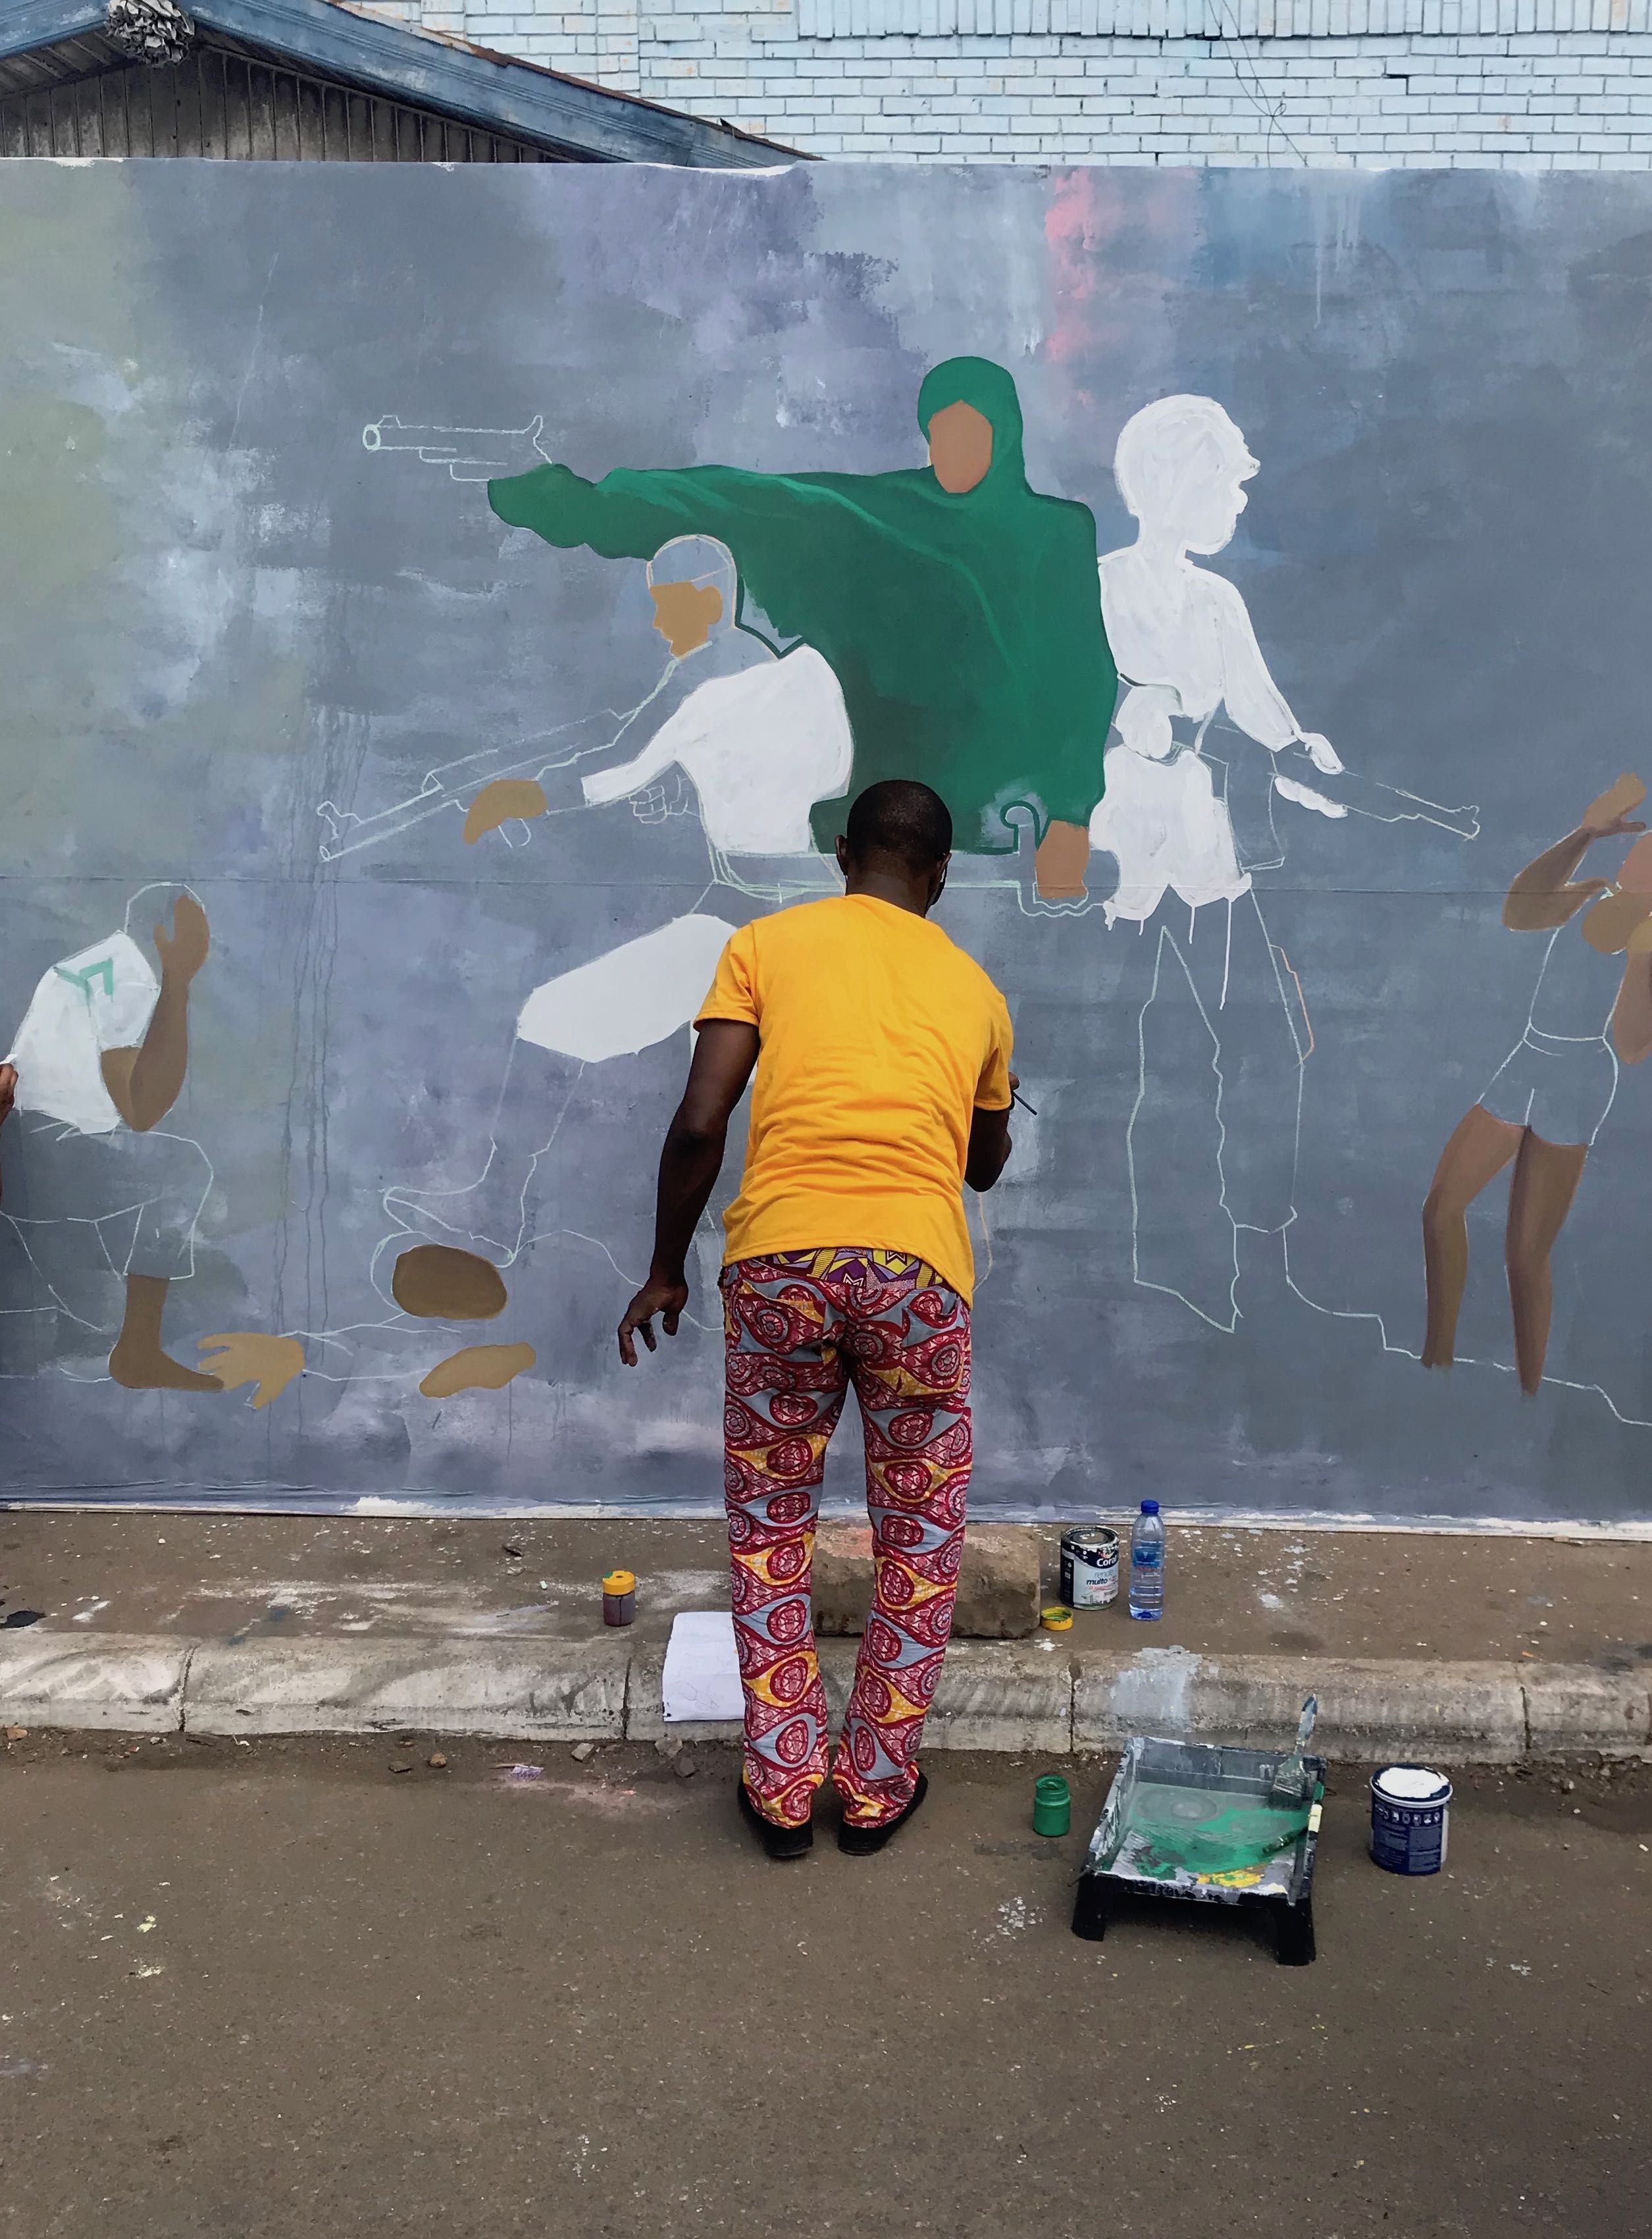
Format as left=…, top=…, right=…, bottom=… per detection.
left=1129, top=1498, right=1164, bottom=1620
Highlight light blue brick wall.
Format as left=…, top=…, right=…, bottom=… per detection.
left=401, top=0, right=1652, bottom=157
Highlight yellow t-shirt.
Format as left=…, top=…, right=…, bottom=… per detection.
left=696, top=894, right=1014, bottom=1304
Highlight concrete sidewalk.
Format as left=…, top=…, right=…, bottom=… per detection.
left=3, top=1511, right=1649, bottom=1760
left=5, top=1509, right=1649, bottom=1660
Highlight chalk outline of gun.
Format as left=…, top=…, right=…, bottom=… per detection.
left=361, top=413, right=552, bottom=483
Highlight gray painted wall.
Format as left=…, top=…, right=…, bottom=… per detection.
left=3, top=159, right=1652, bottom=1523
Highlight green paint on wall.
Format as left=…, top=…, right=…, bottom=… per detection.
left=490, top=355, right=1118, bottom=855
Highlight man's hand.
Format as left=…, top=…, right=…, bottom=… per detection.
left=1581, top=773, right=1647, bottom=839
left=155, top=894, right=210, bottom=984
left=0, top=1060, right=16, bottom=1128
left=1298, top=731, right=1344, bottom=776
left=618, top=1270, right=690, bottom=1367
left=1275, top=774, right=1348, bottom=820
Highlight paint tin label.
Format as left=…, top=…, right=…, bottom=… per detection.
left=1060, top=1527, right=1120, bottom=1609
left=1370, top=1767, right=1452, bottom=1875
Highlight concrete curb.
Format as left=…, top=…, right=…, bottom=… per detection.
left=1, top=1632, right=1648, bottom=1759
left=184, top=1637, right=632, bottom=1741
left=0, top=1631, right=197, bottom=1734
left=1073, top=1649, right=1533, bottom=1764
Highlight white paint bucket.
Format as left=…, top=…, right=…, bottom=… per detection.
left=1370, top=1765, right=1452, bottom=1875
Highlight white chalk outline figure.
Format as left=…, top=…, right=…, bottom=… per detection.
left=321, top=442, right=856, bottom=1382
left=0, top=885, right=220, bottom=1389
left=1096, top=396, right=1481, bottom=1334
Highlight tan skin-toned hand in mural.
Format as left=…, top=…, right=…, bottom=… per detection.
left=1422, top=774, right=1652, bottom=1395
left=926, top=400, right=1091, bottom=903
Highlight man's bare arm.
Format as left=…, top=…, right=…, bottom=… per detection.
left=1505, top=776, right=1647, bottom=932
left=101, top=897, right=211, bottom=1133
left=965, top=1075, right=1018, bottom=1194
left=617, top=1019, right=760, bottom=1367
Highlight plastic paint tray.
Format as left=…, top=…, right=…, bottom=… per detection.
left=1071, top=1735, right=1326, bottom=1966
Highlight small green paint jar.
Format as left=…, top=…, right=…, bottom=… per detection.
left=1033, top=1774, right=1071, bottom=1837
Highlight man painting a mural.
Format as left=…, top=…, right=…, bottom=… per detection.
left=1422, top=774, right=1652, bottom=1395
left=615, top=780, right=1016, bottom=1859
left=484, top=356, right=1117, bottom=901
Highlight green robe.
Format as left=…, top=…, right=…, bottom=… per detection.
left=490, top=356, right=1116, bottom=855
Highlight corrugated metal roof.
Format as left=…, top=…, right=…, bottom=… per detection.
left=0, top=0, right=799, bottom=161
left=1, top=32, right=569, bottom=153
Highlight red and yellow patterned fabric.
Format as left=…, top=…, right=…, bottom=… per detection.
left=721, top=1245, right=972, bottom=1830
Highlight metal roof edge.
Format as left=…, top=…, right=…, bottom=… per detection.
left=0, top=0, right=109, bottom=62
left=0, top=0, right=802, bottom=164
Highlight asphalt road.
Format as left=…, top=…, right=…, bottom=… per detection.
left=1, top=1737, right=1647, bottom=2238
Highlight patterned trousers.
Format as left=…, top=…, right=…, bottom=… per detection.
left=721, top=1246, right=973, bottom=1830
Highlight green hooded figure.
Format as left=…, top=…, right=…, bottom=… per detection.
left=489, top=356, right=1115, bottom=873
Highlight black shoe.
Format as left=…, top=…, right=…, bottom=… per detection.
left=837, top=1771, right=929, bottom=1856
left=738, top=1780, right=813, bottom=1860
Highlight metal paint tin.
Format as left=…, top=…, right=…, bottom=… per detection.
left=1060, top=1525, right=1120, bottom=1610
left=602, top=1569, right=636, bottom=1627
left=1370, top=1765, right=1452, bottom=1874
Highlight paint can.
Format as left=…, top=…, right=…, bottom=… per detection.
left=1033, top=1775, right=1071, bottom=1837
left=1060, top=1525, right=1120, bottom=1610
left=602, top=1569, right=636, bottom=1627
left=1370, top=1766, right=1452, bottom=1874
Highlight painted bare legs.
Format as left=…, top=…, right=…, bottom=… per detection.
left=1421, top=1105, right=1524, bottom=1368
left=109, top=1271, right=222, bottom=1392
left=1421, top=1101, right=1589, bottom=1392
left=1505, top=1130, right=1589, bottom=1396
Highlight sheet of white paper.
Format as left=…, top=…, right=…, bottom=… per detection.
left=661, top=1610, right=742, bottom=1724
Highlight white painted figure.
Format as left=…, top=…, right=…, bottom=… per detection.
left=1094, top=395, right=1478, bottom=1331
left=577, top=535, right=852, bottom=867
left=375, top=526, right=844, bottom=1292
left=1, top=891, right=217, bottom=1388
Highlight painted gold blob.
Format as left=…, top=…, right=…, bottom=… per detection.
left=419, top=1342, right=536, bottom=1398
left=392, top=1244, right=507, bottom=1321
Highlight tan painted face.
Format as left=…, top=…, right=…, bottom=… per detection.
left=927, top=400, right=994, bottom=494
left=649, top=579, right=724, bottom=657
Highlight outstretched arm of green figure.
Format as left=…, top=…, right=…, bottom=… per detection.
left=488, top=459, right=788, bottom=566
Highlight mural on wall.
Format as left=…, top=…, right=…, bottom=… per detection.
left=5, top=160, right=1652, bottom=1520
left=1422, top=773, right=1652, bottom=1395
left=1093, top=394, right=1480, bottom=1333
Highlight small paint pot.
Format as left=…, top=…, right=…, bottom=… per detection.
left=1370, top=1765, right=1452, bottom=1874
left=1033, top=1775, right=1071, bottom=1837
left=1060, top=1525, right=1120, bottom=1610
left=1041, top=1604, right=1074, bottom=1633
left=602, top=1569, right=636, bottom=1627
